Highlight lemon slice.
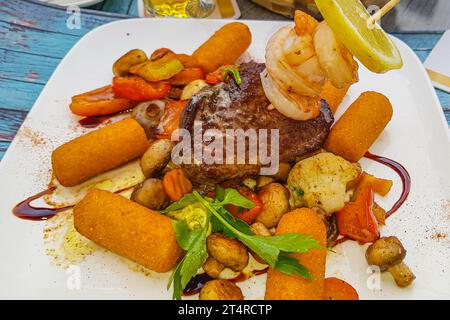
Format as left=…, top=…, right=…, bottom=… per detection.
left=315, top=0, right=403, bottom=73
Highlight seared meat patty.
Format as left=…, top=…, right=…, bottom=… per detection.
left=180, top=61, right=333, bottom=185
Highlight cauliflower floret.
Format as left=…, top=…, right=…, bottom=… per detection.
left=287, top=152, right=361, bottom=214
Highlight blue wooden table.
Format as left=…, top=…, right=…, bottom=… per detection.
left=0, top=0, right=449, bottom=160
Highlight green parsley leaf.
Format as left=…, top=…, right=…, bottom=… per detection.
left=215, top=185, right=226, bottom=202
left=274, top=254, right=313, bottom=280
left=193, top=191, right=323, bottom=276
left=162, top=193, right=198, bottom=213
left=213, top=206, right=253, bottom=236
left=168, top=207, right=210, bottom=300
left=172, top=219, right=204, bottom=251
left=254, top=233, right=324, bottom=253
left=179, top=226, right=208, bottom=290
left=214, top=188, right=254, bottom=209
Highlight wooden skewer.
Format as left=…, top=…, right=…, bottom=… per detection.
left=367, top=0, right=401, bottom=26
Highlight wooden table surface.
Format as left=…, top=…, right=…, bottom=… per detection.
left=0, top=0, right=449, bottom=160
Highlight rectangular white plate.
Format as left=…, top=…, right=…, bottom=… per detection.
left=0, top=19, right=449, bottom=300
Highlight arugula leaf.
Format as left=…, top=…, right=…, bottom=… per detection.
left=214, top=188, right=254, bottom=209
left=162, top=193, right=198, bottom=213
left=220, top=66, right=242, bottom=85
left=274, top=254, right=313, bottom=280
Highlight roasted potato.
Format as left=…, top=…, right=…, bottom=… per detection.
left=257, top=176, right=274, bottom=189
left=130, top=178, right=170, bottom=210
left=256, top=183, right=290, bottom=228
left=203, top=257, right=225, bottom=278
left=113, top=49, right=148, bottom=77
left=140, top=139, right=174, bottom=178
left=287, top=152, right=361, bottom=214
left=181, top=79, right=208, bottom=100
left=270, top=163, right=292, bottom=182
left=250, top=222, right=272, bottom=236
left=131, top=100, right=165, bottom=138
left=206, top=233, right=249, bottom=271
left=199, top=280, right=243, bottom=300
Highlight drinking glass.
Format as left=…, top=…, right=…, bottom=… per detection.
left=143, top=0, right=216, bottom=18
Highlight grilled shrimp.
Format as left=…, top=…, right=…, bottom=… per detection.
left=263, top=11, right=358, bottom=121
left=314, top=21, right=359, bottom=88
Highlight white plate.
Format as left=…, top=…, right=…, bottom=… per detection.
left=0, top=19, right=449, bottom=300
left=39, top=0, right=104, bottom=7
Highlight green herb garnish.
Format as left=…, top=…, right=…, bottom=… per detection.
left=220, top=66, right=242, bottom=85
left=165, top=188, right=325, bottom=300
left=193, top=191, right=323, bottom=269
left=168, top=215, right=209, bottom=300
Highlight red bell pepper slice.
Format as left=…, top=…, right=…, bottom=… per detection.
left=112, top=76, right=171, bottom=102
left=221, top=182, right=263, bottom=224
left=155, top=100, right=187, bottom=140
left=336, top=187, right=380, bottom=243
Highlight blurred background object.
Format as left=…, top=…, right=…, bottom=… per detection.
left=245, top=0, right=449, bottom=32
left=143, top=0, right=215, bottom=17
left=250, top=0, right=390, bottom=19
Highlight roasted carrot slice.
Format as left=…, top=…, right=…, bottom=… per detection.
left=169, top=68, right=205, bottom=86
left=324, top=277, right=359, bottom=300
left=155, top=100, right=187, bottom=140
left=112, top=76, right=170, bottom=101
left=163, top=169, right=193, bottom=201
left=70, top=85, right=136, bottom=117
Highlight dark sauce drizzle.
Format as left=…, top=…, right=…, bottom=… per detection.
left=333, top=152, right=411, bottom=247
left=11, top=153, right=411, bottom=292
left=12, top=188, right=73, bottom=221
left=78, top=110, right=132, bottom=129
left=13, top=185, right=136, bottom=221
left=364, top=152, right=411, bottom=218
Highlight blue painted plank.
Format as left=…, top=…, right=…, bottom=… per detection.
left=392, top=33, right=442, bottom=50
left=0, top=108, right=27, bottom=141
left=101, top=0, right=134, bottom=14
left=0, top=141, right=10, bottom=159
left=128, top=0, right=139, bottom=16
left=0, top=49, right=59, bottom=85
left=414, top=50, right=430, bottom=62
left=0, top=78, right=43, bottom=111
left=0, top=0, right=129, bottom=37
left=444, top=109, right=450, bottom=125
left=436, top=90, right=450, bottom=109
left=0, top=20, right=80, bottom=58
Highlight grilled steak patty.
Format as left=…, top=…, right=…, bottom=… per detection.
left=180, top=61, right=334, bottom=185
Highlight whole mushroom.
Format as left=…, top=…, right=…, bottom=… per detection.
left=131, top=100, right=165, bottom=138
left=365, top=236, right=416, bottom=287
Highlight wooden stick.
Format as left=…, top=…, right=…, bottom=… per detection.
left=367, top=0, right=401, bottom=26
